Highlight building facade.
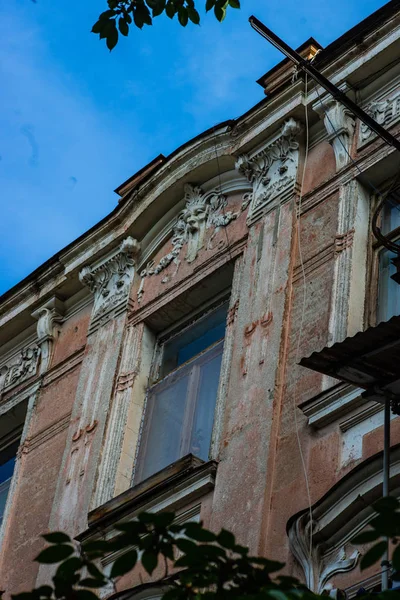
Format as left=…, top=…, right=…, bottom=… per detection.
left=2, top=1, right=400, bottom=595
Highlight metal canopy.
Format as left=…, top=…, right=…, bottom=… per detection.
left=299, top=316, right=400, bottom=394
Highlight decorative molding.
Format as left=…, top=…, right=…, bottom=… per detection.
left=42, top=347, right=85, bottom=388
left=20, top=412, right=71, bottom=454
left=334, top=228, right=355, bottom=253
left=359, top=89, right=400, bottom=146
left=235, top=118, right=301, bottom=225
left=292, top=243, right=334, bottom=285
left=79, top=236, right=140, bottom=333
left=287, top=446, right=400, bottom=592
left=299, top=383, right=364, bottom=429
left=313, top=94, right=355, bottom=170
left=137, top=184, right=240, bottom=303
left=0, top=345, right=40, bottom=395
left=31, top=297, right=65, bottom=374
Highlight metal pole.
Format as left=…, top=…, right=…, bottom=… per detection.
left=249, top=16, right=400, bottom=153
left=382, top=397, right=391, bottom=591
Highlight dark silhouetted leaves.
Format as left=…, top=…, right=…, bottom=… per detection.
left=360, top=541, right=387, bottom=570
left=41, top=532, right=71, bottom=544
left=119, top=16, right=129, bottom=35
left=352, top=530, right=380, bottom=545
left=110, top=549, right=138, bottom=578
left=35, top=545, right=74, bottom=564
left=183, top=522, right=216, bottom=542
left=141, top=549, right=158, bottom=575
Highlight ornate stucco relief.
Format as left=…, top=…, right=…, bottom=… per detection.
left=235, top=118, right=301, bottom=225
left=359, top=89, right=400, bottom=145
left=0, top=345, right=41, bottom=395
left=31, top=296, right=65, bottom=374
left=313, top=96, right=355, bottom=170
left=79, top=236, right=140, bottom=332
left=137, top=183, right=239, bottom=303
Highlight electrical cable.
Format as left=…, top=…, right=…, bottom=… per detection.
left=294, top=72, right=314, bottom=567
left=314, top=85, right=400, bottom=255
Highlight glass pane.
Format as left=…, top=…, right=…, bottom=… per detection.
left=190, top=349, right=223, bottom=461
left=378, top=248, right=400, bottom=322
left=382, top=192, right=400, bottom=234
left=162, top=303, right=228, bottom=376
left=0, top=478, right=12, bottom=525
left=0, top=456, right=16, bottom=484
left=139, top=372, right=189, bottom=481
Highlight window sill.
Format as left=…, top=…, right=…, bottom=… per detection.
left=299, top=382, right=369, bottom=429
left=78, top=454, right=217, bottom=544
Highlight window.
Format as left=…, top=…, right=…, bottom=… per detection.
left=376, top=187, right=400, bottom=322
left=0, top=434, right=19, bottom=526
left=134, top=302, right=228, bottom=483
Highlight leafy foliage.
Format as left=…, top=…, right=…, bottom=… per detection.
left=11, top=500, right=400, bottom=600
left=91, top=0, right=241, bottom=50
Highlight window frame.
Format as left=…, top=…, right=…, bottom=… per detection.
left=133, top=298, right=229, bottom=484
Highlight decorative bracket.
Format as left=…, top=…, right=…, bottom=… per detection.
left=312, top=89, right=355, bottom=171
left=235, top=118, right=301, bottom=224
left=32, top=296, right=65, bottom=374
left=79, top=236, right=140, bottom=333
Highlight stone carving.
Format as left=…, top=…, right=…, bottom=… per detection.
left=288, top=511, right=360, bottom=592
left=0, top=345, right=41, bottom=393
left=32, top=297, right=65, bottom=374
left=138, top=184, right=238, bottom=301
left=360, top=91, right=400, bottom=144
left=235, top=118, right=301, bottom=224
left=313, top=99, right=355, bottom=170
left=79, top=237, right=140, bottom=330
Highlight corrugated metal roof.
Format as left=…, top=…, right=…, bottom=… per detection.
left=299, top=315, right=400, bottom=389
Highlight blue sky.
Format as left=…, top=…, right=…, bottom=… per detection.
left=0, top=0, right=387, bottom=295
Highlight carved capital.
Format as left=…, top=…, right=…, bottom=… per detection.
left=235, top=118, right=301, bottom=224
left=31, top=297, right=65, bottom=374
left=313, top=93, right=355, bottom=170
left=79, top=236, right=140, bottom=332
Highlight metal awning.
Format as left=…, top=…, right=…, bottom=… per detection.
left=300, top=316, right=400, bottom=398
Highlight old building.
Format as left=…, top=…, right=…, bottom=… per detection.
left=2, top=0, right=400, bottom=596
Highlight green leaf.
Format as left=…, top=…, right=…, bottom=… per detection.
left=35, top=587, right=53, bottom=598
left=106, top=20, right=119, bottom=50
left=42, top=532, right=71, bottom=544
left=165, top=0, right=176, bottom=18
left=187, top=7, right=200, bottom=24
left=118, top=17, right=129, bottom=35
left=217, top=529, right=236, bottom=549
left=374, top=496, right=400, bottom=513
left=99, top=9, right=116, bottom=20
left=175, top=538, right=198, bottom=554
left=178, top=7, right=188, bottom=26
left=183, top=523, right=216, bottom=542
left=54, top=557, right=83, bottom=581
left=151, top=0, right=166, bottom=17
left=152, top=512, right=175, bottom=528
left=205, top=0, right=215, bottom=11
left=79, top=578, right=106, bottom=588
left=141, top=549, right=158, bottom=575
left=214, top=4, right=226, bottom=21
left=12, top=594, right=36, bottom=600
left=73, top=591, right=98, bottom=600
left=228, top=0, right=240, bottom=7
left=91, top=20, right=106, bottom=34
left=110, top=549, right=138, bottom=578
left=35, top=545, right=74, bottom=564
left=82, top=540, right=110, bottom=556
left=352, top=530, right=380, bottom=545
left=360, top=541, right=387, bottom=570
left=86, top=561, right=105, bottom=580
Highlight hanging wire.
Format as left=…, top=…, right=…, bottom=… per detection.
left=314, top=85, right=400, bottom=255
left=294, top=72, right=314, bottom=567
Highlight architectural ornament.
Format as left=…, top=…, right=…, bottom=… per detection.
left=32, top=297, right=65, bottom=374
left=79, top=236, right=140, bottom=330
left=0, top=345, right=41, bottom=394
left=235, top=118, right=301, bottom=223
left=137, top=184, right=238, bottom=301
left=313, top=98, right=355, bottom=170
left=360, top=91, right=400, bottom=144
